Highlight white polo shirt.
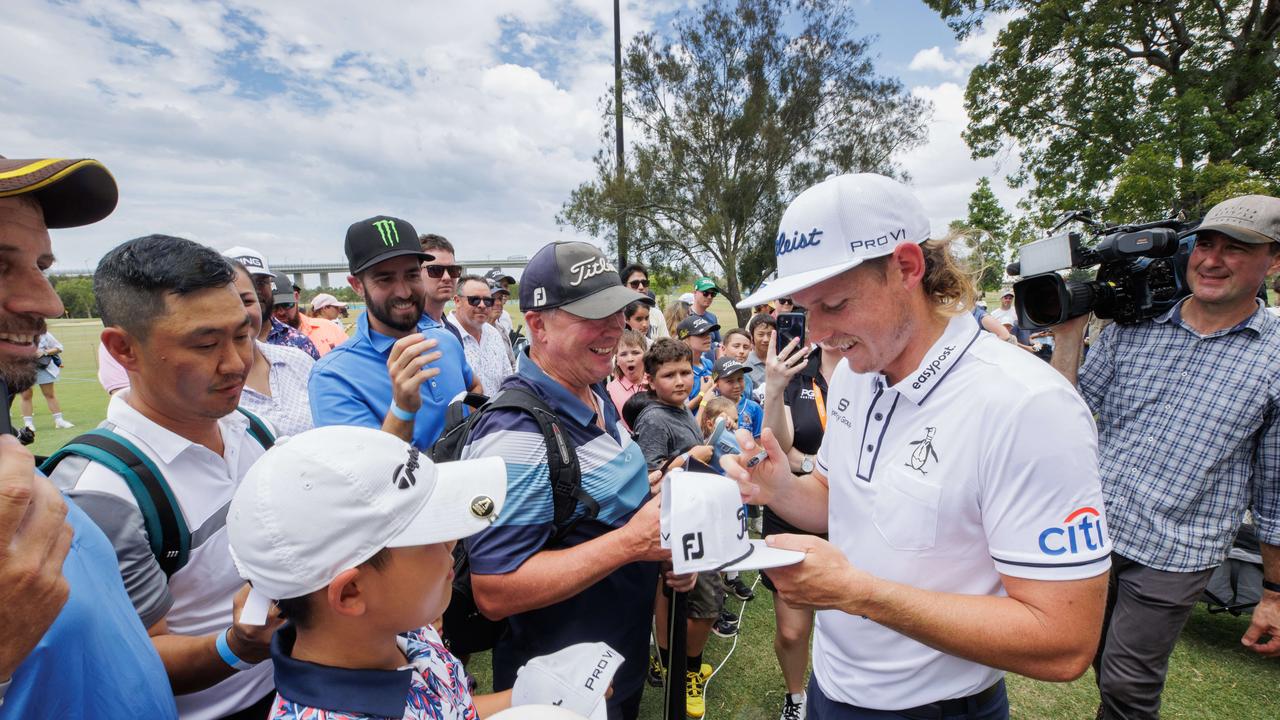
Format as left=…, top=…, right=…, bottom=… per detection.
left=51, top=392, right=274, bottom=720
left=812, top=312, right=1109, bottom=710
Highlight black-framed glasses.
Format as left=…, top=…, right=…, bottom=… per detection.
left=424, top=264, right=463, bottom=279
left=777, top=297, right=794, bottom=305
left=628, top=278, right=649, bottom=289
left=461, top=295, right=496, bottom=308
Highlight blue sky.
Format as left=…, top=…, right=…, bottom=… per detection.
left=2, top=0, right=1020, bottom=276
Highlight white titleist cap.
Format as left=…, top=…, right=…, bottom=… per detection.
left=222, top=245, right=273, bottom=277
left=662, top=471, right=805, bottom=574
left=227, top=425, right=507, bottom=624
left=511, top=642, right=623, bottom=720
left=738, top=173, right=931, bottom=308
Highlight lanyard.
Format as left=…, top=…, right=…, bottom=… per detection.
left=812, top=378, right=827, bottom=432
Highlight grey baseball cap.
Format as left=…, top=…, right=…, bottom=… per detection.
left=519, top=241, right=652, bottom=319
left=1198, top=195, right=1280, bottom=245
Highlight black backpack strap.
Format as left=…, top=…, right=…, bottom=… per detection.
left=446, top=392, right=490, bottom=430
left=487, top=387, right=597, bottom=542
left=40, top=430, right=190, bottom=577
left=235, top=407, right=276, bottom=449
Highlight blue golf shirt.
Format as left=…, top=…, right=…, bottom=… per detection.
left=2, top=490, right=176, bottom=719
left=309, top=311, right=473, bottom=450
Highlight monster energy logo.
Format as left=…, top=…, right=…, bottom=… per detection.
left=372, top=219, right=399, bottom=246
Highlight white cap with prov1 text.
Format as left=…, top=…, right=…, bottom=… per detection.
left=738, top=173, right=931, bottom=308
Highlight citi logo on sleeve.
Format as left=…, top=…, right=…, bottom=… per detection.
left=1039, top=507, right=1108, bottom=556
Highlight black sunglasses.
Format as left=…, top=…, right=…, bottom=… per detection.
left=699, top=289, right=717, bottom=298
left=777, top=297, right=794, bottom=305
left=424, top=264, right=463, bottom=279
left=628, top=278, right=649, bottom=289
left=461, top=295, right=496, bottom=308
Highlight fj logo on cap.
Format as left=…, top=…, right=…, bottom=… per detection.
left=470, top=495, right=496, bottom=520
left=682, top=532, right=705, bottom=561
left=533, top=287, right=546, bottom=306
left=372, top=219, right=399, bottom=247
left=392, top=448, right=421, bottom=489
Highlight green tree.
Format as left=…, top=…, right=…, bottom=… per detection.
left=559, top=0, right=929, bottom=325
left=955, top=177, right=1012, bottom=291
left=925, top=0, right=1280, bottom=224
left=53, top=276, right=96, bottom=318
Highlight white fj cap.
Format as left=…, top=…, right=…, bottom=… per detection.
left=661, top=471, right=806, bottom=574
left=222, top=245, right=273, bottom=277
left=488, top=707, right=589, bottom=720
left=511, top=642, right=623, bottom=720
left=737, top=173, right=931, bottom=308
left=227, top=425, right=507, bottom=624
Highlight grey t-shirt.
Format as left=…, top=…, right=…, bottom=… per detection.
left=633, top=400, right=703, bottom=470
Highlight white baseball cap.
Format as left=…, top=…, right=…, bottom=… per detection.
left=222, top=245, right=273, bottom=277
left=511, top=642, right=623, bottom=720
left=310, top=292, right=347, bottom=311
left=488, top=707, right=589, bottom=720
left=679, top=292, right=695, bottom=305
left=737, top=173, right=931, bottom=308
left=661, top=471, right=805, bottom=574
left=227, top=426, right=507, bottom=624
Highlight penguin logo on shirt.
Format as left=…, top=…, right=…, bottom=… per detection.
left=905, top=427, right=940, bottom=476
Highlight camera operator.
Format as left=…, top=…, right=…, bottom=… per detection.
left=1050, top=195, right=1280, bottom=719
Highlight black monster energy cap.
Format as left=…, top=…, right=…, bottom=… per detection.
left=345, top=215, right=434, bottom=275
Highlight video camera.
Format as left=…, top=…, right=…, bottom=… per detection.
left=1007, top=210, right=1197, bottom=328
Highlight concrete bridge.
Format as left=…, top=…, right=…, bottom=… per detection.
left=53, top=257, right=529, bottom=289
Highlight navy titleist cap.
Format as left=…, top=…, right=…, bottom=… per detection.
left=519, top=241, right=652, bottom=319
left=712, top=357, right=749, bottom=379
left=676, top=315, right=719, bottom=339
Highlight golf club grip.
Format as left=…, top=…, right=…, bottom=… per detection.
left=663, top=588, right=688, bottom=720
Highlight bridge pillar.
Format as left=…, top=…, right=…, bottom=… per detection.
left=319, top=272, right=330, bottom=288
left=293, top=272, right=305, bottom=290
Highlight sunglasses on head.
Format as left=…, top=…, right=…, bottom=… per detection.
left=424, top=264, right=463, bottom=279
left=627, top=278, right=649, bottom=289
left=461, top=295, right=496, bottom=308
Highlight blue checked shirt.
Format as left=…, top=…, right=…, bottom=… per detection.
left=1079, top=298, right=1280, bottom=571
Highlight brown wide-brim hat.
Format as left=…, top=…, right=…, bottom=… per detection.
left=0, top=156, right=119, bottom=228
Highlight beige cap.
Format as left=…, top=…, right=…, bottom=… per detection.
left=1198, top=194, right=1280, bottom=245
left=310, top=292, right=347, bottom=310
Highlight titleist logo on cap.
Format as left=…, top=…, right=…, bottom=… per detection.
left=569, top=256, right=615, bottom=287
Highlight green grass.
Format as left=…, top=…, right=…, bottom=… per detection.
left=17, top=317, right=1279, bottom=719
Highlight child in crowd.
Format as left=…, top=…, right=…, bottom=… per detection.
left=719, top=328, right=757, bottom=401
left=711, top=357, right=763, bottom=437
left=623, top=300, right=653, bottom=344
left=631, top=339, right=720, bottom=719
left=697, top=395, right=739, bottom=440
left=225, top=425, right=515, bottom=720
left=608, top=329, right=649, bottom=425
left=698, top=391, right=759, bottom=613
left=674, top=316, right=719, bottom=412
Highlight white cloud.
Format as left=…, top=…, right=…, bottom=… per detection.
left=908, top=46, right=963, bottom=77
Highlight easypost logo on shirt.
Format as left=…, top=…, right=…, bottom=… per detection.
left=1038, top=506, right=1109, bottom=557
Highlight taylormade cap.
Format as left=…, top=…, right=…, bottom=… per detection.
left=660, top=471, right=805, bottom=574
left=223, top=246, right=273, bottom=277
left=675, top=315, right=719, bottom=339
left=711, top=357, right=749, bottom=380
left=310, top=292, right=347, bottom=311
left=519, top=241, right=651, bottom=319
left=1197, top=194, right=1280, bottom=245
left=345, top=215, right=434, bottom=275
left=0, top=155, right=118, bottom=228
left=227, top=425, right=507, bottom=624
left=511, top=643, right=623, bottom=720
left=737, top=173, right=931, bottom=308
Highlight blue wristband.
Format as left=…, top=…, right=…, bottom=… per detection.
left=390, top=403, right=416, bottom=422
left=216, top=628, right=256, bottom=671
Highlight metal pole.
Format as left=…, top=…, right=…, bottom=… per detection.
left=662, top=586, right=688, bottom=720
left=613, top=0, right=629, bottom=268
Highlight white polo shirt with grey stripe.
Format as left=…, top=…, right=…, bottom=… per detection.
left=48, top=392, right=274, bottom=720
left=812, top=312, right=1110, bottom=710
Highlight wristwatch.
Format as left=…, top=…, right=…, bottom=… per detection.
left=800, top=455, right=814, bottom=473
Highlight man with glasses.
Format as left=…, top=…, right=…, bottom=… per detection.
left=448, top=275, right=514, bottom=394
left=223, top=248, right=318, bottom=360
left=419, top=233, right=466, bottom=345
left=621, top=263, right=669, bottom=339
left=690, top=277, right=722, bottom=360
left=270, top=273, right=347, bottom=357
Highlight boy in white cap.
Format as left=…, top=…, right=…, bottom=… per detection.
left=226, top=425, right=512, bottom=719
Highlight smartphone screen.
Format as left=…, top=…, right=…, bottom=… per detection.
left=775, top=312, right=806, bottom=354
